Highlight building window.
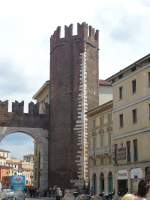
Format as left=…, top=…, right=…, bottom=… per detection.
left=108, top=133, right=111, bottom=147
left=119, top=86, right=123, bottom=100
left=104, top=114, right=107, bottom=124
left=148, top=72, right=150, bottom=87
left=108, top=113, right=112, bottom=122
left=149, top=104, right=150, bottom=120
left=100, top=117, right=103, bottom=126
left=114, top=144, right=117, bottom=164
left=93, top=119, right=96, bottom=129
left=131, top=66, right=136, bottom=72
left=118, top=74, right=123, bottom=79
left=127, top=141, right=131, bottom=162
left=100, top=173, right=105, bottom=192
left=133, top=139, right=138, bottom=162
left=101, top=158, right=104, bottom=165
left=132, top=79, right=136, bottom=94
left=119, top=114, right=124, bottom=128
left=101, top=134, right=104, bottom=147
left=132, top=109, right=137, bottom=124
left=93, top=160, right=96, bottom=168
left=93, top=136, right=96, bottom=150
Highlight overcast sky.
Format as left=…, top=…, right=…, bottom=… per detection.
left=0, top=0, right=150, bottom=157
left=0, top=0, right=150, bottom=107
left=0, top=133, right=34, bottom=159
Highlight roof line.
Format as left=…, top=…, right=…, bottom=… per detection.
left=33, top=80, right=50, bottom=99
left=87, top=100, right=113, bottom=116
left=106, top=53, right=150, bottom=82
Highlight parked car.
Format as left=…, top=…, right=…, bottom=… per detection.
left=1, top=188, right=15, bottom=200
left=14, top=190, right=25, bottom=200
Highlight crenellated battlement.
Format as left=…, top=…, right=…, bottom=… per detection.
left=0, top=100, right=49, bottom=128
left=0, top=100, right=48, bottom=115
left=12, top=101, right=24, bottom=113
left=0, top=100, right=8, bottom=113
left=50, top=22, right=99, bottom=44
left=29, top=101, right=39, bottom=115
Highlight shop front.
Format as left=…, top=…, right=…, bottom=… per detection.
left=131, top=168, right=143, bottom=193
left=117, top=170, right=128, bottom=196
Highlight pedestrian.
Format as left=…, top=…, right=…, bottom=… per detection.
left=136, top=180, right=149, bottom=200
left=121, top=194, right=137, bottom=200
left=56, top=187, right=63, bottom=200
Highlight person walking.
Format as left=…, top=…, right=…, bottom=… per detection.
left=56, top=187, right=63, bottom=200
left=121, top=194, right=137, bottom=200
left=136, top=180, right=149, bottom=200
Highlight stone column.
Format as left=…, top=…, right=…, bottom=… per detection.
left=114, top=167, right=118, bottom=194
left=127, top=168, right=131, bottom=193
left=142, top=167, right=145, bottom=179
left=104, top=172, right=108, bottom=194
left=96, top=170, right=99, bottom=195
left=39, top=138, right=48, bottom=191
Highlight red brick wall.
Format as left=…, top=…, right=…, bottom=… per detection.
left=49, top=23, right=99, bottom=187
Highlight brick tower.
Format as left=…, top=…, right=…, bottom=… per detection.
left=49, top=22, right=99, bottom=187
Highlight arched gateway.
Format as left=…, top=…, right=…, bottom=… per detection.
left=0, top=100, right=49, bottom=191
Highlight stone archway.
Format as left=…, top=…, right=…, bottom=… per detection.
left=0, top=126, right=48, bottom=191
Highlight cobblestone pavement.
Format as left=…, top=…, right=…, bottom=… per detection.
left=26, top=198, right=51, bottom=200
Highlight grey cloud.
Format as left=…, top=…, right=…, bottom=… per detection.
left=0, top=61, right=30, bottom=96
left=94, top=6, right=143, bottom=43
left=110, top=14, right=143, bottom=43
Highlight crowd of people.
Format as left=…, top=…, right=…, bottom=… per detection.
left=47, top=186, right=64, bottom=200
left=24, top=186, right=40, bottom=198
left=44, top=180, right=150, bottom=200
left=21, top=179, right=150, bottom=200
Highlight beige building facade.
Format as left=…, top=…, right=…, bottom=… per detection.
left=33, top=80, right=50, bottom=114
left=99, top=80, right=113, bottom=106
left=88, top=54, right=150, bottom=195
left=33, top=80, right=50, bottom=188
left=106, top=54, right=150, bottom=194
left=88, top=101, right=113, bottom=194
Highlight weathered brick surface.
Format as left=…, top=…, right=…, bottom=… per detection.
left=49, top=23, right=99, bottom=187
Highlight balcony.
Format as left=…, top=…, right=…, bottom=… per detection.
left=89, top=147, right=111, bottom=157
left=95, top=147, right=111, bottom=156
